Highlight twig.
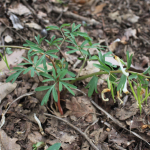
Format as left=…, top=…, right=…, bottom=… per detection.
left=52, top=6, right=101, bottom=25
left=4, top=91, right=35, bottom=115
left=44, top=113, right=100, bottom=150
left=84, top=118, right=99, bottom=134
left=90, top=98, right=150, bottom=146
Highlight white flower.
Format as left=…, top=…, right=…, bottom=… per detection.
left=101, top=88, right=110, bottom=101
left=123, top=78, right=129, bottom=94
left=115, top=56, right=129, bottom=77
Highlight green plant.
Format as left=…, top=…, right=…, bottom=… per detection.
left=33, top=141, right=44, bottom=150
left=47, top=143, right=61, bottom=150
left=0, top=23, right=150, bottom=115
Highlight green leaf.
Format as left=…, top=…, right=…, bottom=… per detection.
left=35, top=55, right=45, bottom=67
left=41, top=86, right=53, bottom=105
left=75, top=31, right=89, bottom=37
left=117, top=74, right=126, bottom=91
left=128, top=73, right=137, bottom=80
left=60, top=23, right=70, bottom=29
left=47, top=143, right=61, bottom=150
left=62, top=83, right=75, bottom=95
left=67, top=71, right=76, bottom=77
left=72, top=24, right=81, bottom=32
left=63, top=28, right=70, bottom=33
left=93, top=64, right=110, bottom=72
left=40, top=72, right=54, bottom=79
left=98, top=51, right=105, bottom=63
left=35, top=35, right=40, bottom=44
left=61, top=82, right=77, bottom=89
left=85, top=75, right=98, bottom=97
left=143, top=66, right=150, bottom=75
left=58, top=69, right=68, bottom=79
left=5, top=48, right=13, bottom=54
left=61, top=78, right=75, bottom=81
left=126, top=51, right=133, bottom=69
left=67, top=50, right=78, bottom=54
left=46, top=49, right=59, bottom=54
left=59, top=82, right=63, bottom=91
left=46, top=26, right=60, bottom=31
left=23, top=67, right=33, bottom=74
left=43, top=58, right=47, bottom=71
left=35, top=86, right=51, bottom=91
left=80, top=49, right=88, bottom=55
left=33, top=56, right=38, bottom=65
left=42, top=79, right=54, bottom=82
left=6, top=70, right=22, bottom=83
left=48, top=53, right=58, bottom=58
left=52, top=87, right=58, bottom=102
left=18, top=63, right=32, bottom=66
left=80, top=40, right=89, bottom=48
left=30, top=67, right=35, bottom=77
left=23, top=40, right=37, bottom=47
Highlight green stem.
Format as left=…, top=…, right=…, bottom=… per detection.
left=76, top=55, right=87, bottom=78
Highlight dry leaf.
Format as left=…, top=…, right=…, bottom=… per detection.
left=0, top=49, right=25, bottom=71
left=4, top=35, right=13, bottom=43
left=0, top=82, right=17, bottom=103
left=0, top=130, right=21, bottom=150
left=66, top=96, right=97, bottom=122
left=9, top=13, right=23, bottom=30
left=109, top=11, right=122, bottom=23
left=92, top=3, right=107, bottom=14
left=122, top=13, right=139, bottom=23
left=25, top=22, right=42, bottom=30
left=9, top=3, right=31, bottom=16
left=124, top=28, right=137, bottom=40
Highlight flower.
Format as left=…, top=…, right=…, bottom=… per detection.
left=115, top=56, right=129, bottom=77
left=123, top=78, right=129, bottom=94
left=101, top=88, right=110, bottom=101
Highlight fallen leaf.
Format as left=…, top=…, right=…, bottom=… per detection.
left=124, top=28, right=137, bottom=40
left=25, top=22, right=42, bottom=30
left=9, top=13, right=23, bottom=30
left=0, top=130, right=21, bottom=150
left=115, top=103, right=138, bottom=120
left=92, top=3, right=107, bottom=15
left=122, top=13, right=139, bottom=23
left=66, top=96, right=97, bottom=122
left=109, top=11, right=122, bottom=23
left=9, top=3, right=31, bottom=16
left=0, top=49, right=25, bottom=71
left=61, top=133, right=76, bottom=144
left=0, top=82, right=17, bottom=103
left=4, top=35, right=13, bottom=43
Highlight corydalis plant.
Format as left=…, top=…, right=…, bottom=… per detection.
left=2, top=23, right=150, bottom=115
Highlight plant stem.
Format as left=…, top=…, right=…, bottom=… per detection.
left=76, top=55, right=87, bottom=78
left=0, top=45, right=63, bottom=114
left=57, top=81, right=63, bottom=115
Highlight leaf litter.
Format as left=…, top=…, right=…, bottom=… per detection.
left=0, top=0, right=150, bottom=149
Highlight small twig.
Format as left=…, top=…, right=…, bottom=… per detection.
left=4, top=91, right=35, bottom=115
left=44, top=113, right=100, bottom=150
left=84, top=118, right=99, bottom=134
left=52, top=6, right=101, bottom=25
left=90, top=98, right=150, bottom=146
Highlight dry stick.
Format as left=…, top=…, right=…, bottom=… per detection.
left=4, top=91, right=35, bottom=115
left=90, top=98, right=150, bottom=146
left=44, top=113, right=100, bottom=150
left=52, top=6, right=101, bottom=25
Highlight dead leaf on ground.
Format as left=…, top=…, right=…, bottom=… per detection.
left=0, top=49, right=25, bottom=71
left=124, top=28, right=138, bottom=41
left=9, top=3, right=31, bottom=16
left=122, top=12, right=139, bottom=23
left=25, top=22, right=42, bottom=30
left=115, top=102, right=138, bottom=120
left=109, top=11, right=122, bottom=23
left=66, top=96, right=97, bottom=122
left=0, top=82, right=17, bottom=103
left=0, top=130, right=21, bottom=150
left=92, top=3, right=107, bottom=15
